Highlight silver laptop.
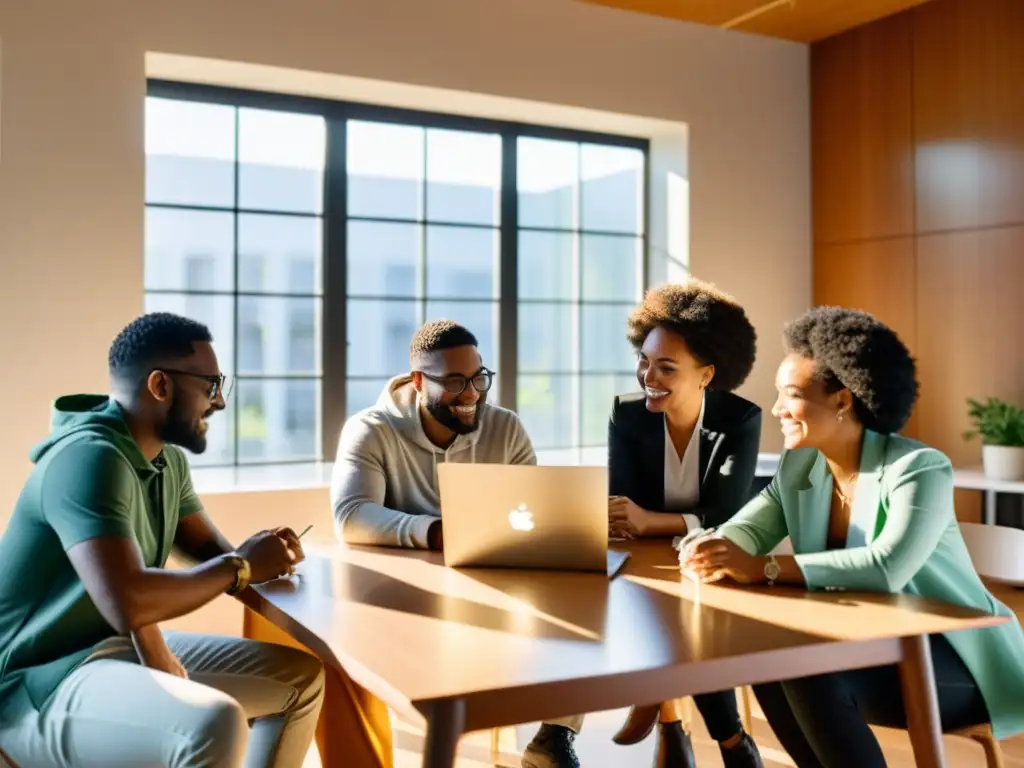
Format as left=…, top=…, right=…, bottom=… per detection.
left=437, top=463, right=631, bottom=577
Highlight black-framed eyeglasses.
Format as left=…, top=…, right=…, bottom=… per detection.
left=418, top=368, right=495, bottom=396
left=156, top=369, right=233, bottom=400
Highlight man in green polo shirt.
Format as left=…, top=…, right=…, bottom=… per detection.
left=0, top=312, right=325, bottom=767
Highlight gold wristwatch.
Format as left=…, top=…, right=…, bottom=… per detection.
left=764, top=554, right=781, bottom=586
left=224, top=554, right=252, bottom=595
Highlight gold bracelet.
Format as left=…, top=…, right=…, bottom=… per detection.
left=224, top=555, right=252, bottom=595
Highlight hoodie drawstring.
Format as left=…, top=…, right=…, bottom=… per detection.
left=431, top=433, right=478, bottom=490
left=432, top=439, right=476, bottom=482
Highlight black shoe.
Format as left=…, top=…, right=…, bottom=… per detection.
left=654, top=721, right=696, bottom=768
left=720, top=731, right=764, bottom=768
left=522, top=724, right=580, bottom=768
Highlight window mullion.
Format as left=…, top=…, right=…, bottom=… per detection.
left=232, top=107, right=241, bottom=467
left=499, top=131, right=519, bottom=412
left=321, top=115, right=349, bottom=462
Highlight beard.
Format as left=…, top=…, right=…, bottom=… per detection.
left=424, top=393, right=485, bottom=435
left=159, top=394, right=209, bottom=454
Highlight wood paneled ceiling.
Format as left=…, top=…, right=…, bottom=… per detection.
left=576, top=0, right=933, bottom=42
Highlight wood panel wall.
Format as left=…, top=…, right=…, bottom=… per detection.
left=812, top=0, right=1024, bottom=521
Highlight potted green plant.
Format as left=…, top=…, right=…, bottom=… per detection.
left=963, top=397, right=1024, bottom=481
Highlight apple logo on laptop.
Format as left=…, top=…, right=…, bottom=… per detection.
left=508, top=503, right=535, bottom=531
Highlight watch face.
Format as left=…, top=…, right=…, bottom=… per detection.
left=765, top=561, right=781, bottom=580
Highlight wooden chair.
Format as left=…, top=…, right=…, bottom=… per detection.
left=959, top=521, right=1024, bottom=587
left=954, top=724, right=1005, bottom=768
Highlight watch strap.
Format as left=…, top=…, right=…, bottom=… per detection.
left=224, top=554, right=252, bottom=595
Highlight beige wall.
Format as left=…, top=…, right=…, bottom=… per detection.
left=0, top=0, right=810, bottom=529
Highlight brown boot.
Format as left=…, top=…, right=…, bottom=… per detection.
left=611, top=704, right=660, bottom=745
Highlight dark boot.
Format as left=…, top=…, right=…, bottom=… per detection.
left=522, top=724, right=580, bottom=768
left=720, top=730, right=764, bottom=768
left=654, top=721, right=696, bottom=768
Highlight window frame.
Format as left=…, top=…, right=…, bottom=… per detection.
left=146, top=80, right=650, bottom=466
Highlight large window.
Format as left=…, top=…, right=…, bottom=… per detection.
left=144, top=97, right=324, bottom=466
left=345, top=121, right=502, bottom=414
left=144, top=83, right=646, bottom=467
left=516, top=138, right=645, bottom=463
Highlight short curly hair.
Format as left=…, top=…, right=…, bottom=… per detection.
left=108, top=312, right=213, bottom=384
left=410, top=319, right=478, bottom=359
left=784, top=306, right=918, bottom=434
left=625, top=280, right=757, bottom=392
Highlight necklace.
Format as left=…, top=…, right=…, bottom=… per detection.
left=833, top=473, right=859, bottom=507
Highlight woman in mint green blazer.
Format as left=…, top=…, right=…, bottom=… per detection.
left=682, top=306, right=1024, bottom=768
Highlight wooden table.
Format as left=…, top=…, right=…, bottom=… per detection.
left=241, top=541, right=1006, bottom=768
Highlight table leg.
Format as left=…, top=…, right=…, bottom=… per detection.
left=985, top=490, right=996, bottom=525
left=898, top=635, right=946, bottom=768
left=244, top=609, right=394, bottom=767
left=422, top=699, right=466, bottom=768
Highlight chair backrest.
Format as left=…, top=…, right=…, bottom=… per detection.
left=959, top=522, right=1024, bottom=586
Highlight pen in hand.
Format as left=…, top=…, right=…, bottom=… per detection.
left=282, top=525, right=312, bottom=579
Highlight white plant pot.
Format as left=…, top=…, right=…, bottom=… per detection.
left=982, top=445, right=1024, bottom=482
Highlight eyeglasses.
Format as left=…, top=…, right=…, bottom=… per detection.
left=157, top=369, right=233, bottom=400
left=418, top=368, right=495, bottom=396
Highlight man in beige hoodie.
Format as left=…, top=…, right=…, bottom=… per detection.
left=331, top=319, right=583, bottom=768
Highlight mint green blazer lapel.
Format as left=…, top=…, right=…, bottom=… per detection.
left=846, top=430, right=887, bottom=548
left=793, top=430, right=888, bottom=553
left=795, top=452, right=830, bottom=553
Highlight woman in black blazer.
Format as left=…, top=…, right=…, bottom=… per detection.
left=609, top=281, right=764, bottom=768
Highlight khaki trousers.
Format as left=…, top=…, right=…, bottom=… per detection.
left=0, top=632, right=325, bottom=768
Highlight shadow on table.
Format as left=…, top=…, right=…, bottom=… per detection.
left=262, top=555, right=619, bottom=642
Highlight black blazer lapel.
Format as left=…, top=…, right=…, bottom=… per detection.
left=698, top=427, right=720, bottom=488
left=608, top=393, right=666, bottom=512
left=640, top=411, right=666, bottom=511
left=692, top=390, right=763, bottom=527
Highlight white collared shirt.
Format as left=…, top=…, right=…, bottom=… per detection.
left=664, top=393, right=705, bottom=534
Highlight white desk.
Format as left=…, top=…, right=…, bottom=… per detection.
left=953, top=467, right=1024, bottom=525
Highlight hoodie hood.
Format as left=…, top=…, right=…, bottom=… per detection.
left=29, top=394, right=152, bottom=470
left=375, top=374, right=485, bottom=456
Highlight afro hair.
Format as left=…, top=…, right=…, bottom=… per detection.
left=625, top=279, right=757, bottom=392
left=783, top=306, right=918, bottom=434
